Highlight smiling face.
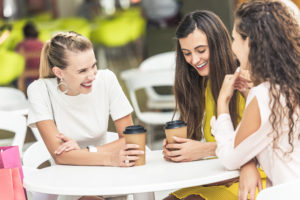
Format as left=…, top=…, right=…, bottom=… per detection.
left=232, top=24, right=250, bottom=70
left=179, top=28, right=210, bottom=77
left=53, top=48, right=98, bottom=96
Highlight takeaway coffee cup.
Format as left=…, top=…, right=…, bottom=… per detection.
left=123, top=125, right=146, bottom=166
left=164, top=120, right=187, bottom=144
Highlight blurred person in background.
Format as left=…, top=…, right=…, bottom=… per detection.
left=15, top=21, right=43, bottom=94
left=0, top=24, right=12, bottom=45
left=77, top=0, right=101, bottom=19
left=141, top=0, right=181, bottom=28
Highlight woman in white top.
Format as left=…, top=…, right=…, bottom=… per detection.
left=27, top=31, right=143, bottom=200
left=214, top=0, right=300, bottom=199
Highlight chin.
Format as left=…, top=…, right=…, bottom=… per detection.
left=82, top=88, right=93, bottom=94
left=81, top=90, right=92, bottom=94
left=197, top=69, right=209, bottom=77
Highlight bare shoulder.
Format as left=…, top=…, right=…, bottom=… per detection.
left=234, top=97, right=261, bottom=147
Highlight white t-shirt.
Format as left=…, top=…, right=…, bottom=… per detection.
left=27, top=69, right=133, bottom=148
left=213, top=82, right=300, bottom=186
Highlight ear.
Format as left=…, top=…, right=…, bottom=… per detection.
left=52, top=66, right=63, bottom=79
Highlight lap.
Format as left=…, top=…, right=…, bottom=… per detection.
left=164, top=194, right=205, bottom=200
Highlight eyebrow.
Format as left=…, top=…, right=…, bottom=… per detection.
left=77, top=61, right=97, bottom=72
left=181, top=45, right=208, bottom=51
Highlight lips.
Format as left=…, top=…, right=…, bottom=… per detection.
left=81, top=81, right=93, bottom=88
left=196, top=62, right=208, bottom=70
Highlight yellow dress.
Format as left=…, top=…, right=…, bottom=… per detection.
left=171, top=81, right=266, bottom=199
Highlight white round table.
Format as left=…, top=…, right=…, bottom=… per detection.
left=24, top=150, right=239, bottom=199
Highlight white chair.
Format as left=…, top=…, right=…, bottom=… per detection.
left=0, top=87, right=29, bottom=115
left=139, top=52, right=176, bottom=110
left=29, top=127, right=43, bottom=141
left=121, top=69, right=176, bottom=125
left=0, top=111, right=27, bottom=155
left=256, top=179, right=300, bottom=200
left=121, top=69, right=177, bottom=146
left=23, top=140, right=58, bottom=200
left=22, top=140, right=51, bottom=170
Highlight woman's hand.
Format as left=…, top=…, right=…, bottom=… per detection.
left=234, top=68, right=253, bottom=99
left=162, top=139, right=172, bottom=161
left=54, top=133, right=80, bottom=155
left=110, top=144, right=144, bottom=167
left=218, top=69, right=240, bottom=116
left=239, top=160, right=262, bottom=200
left=163, top=137, right=216, bottom=162
left=219, top=69, right=240, bottom=104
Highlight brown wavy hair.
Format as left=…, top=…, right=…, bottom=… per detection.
left=174, top=10, right=240, bottom=140
left=235, top=0, right=300, bottom=152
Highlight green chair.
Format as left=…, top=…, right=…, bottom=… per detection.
left=0, top=50, right=25, bottom=85
left=56, top=17, right=91, bottom=39
left=90, top=7, right=146, bottom=47
left=37, top=17, right=92, bottom=42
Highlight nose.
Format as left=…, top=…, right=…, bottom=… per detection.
left=88, top=67, right=97, bottom=80
left=191, top=53, right=201, bottom=66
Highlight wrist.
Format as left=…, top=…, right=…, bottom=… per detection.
left=197, top=142, right=217, bottom=159
left=206, top=142, right=217, bottom=156
left=217, top=95, right=230, bottom=106
left=217, top=99, right=230, bottom=116
left=98, top=146, right=112, bottom=166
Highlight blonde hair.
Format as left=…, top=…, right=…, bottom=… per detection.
left=39, top=31, right=93, bottom=78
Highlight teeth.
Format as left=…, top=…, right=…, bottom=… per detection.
left=197, top=62, right=207, bottom=69
left=82, top=83, right=92, bottom=86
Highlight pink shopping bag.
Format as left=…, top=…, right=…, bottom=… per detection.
left=0, top=168, right=26, bottom=200
left=0, top=146, right=23, bottom=181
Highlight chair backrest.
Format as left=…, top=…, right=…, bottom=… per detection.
left=256, top=179, right=300, bottom=200
left=22, top=140, right=51, bottom=169
left=121, top=69, right=175, bottom=117
left=0, top=111, right=27, bottom=155
left=29, top=127, right=43, bottom=141
left=139, top=51, right=176, bottom=72
left=139, top=52, right=175, bottom=102
left=0, top=50, right=25, bottom=85
left=0, top=87, right=29, bottom=115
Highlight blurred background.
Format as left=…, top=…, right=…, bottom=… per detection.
left=1, top=0, right=300, bottom=150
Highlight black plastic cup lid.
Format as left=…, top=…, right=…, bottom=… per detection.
left=164, top=120, right=187, bottom=129
left=123, top=125, right=147, bottom=134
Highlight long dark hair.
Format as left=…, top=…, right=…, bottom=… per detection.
left=235, top=0, right=300, bottom=152
left=174, top=10, right=240, bottom=140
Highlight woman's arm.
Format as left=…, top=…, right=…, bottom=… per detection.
left=114, top=114, right=133, bottom=138
left=239, top=160, right=262, bottom=200
left=37, top=120, right=109, bottom=165
left=37, top=119, right=141, bottom=167
left=163, top=137, right=217, bottom=162
left=91, top=114, right=135, bottom=154
left=214, top=73, right=272, bottom=170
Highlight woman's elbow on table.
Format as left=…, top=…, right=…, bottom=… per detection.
left=52, top=154, right=67, bottom=165
left=216, top=150, right=241, bottom=170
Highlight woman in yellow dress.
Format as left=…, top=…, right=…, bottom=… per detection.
left=163, top=10, right=265, bottom=200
